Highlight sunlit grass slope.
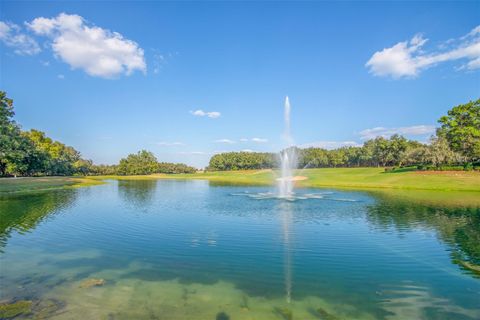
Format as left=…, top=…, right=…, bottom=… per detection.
left=143, top=167, right=480, bottom=192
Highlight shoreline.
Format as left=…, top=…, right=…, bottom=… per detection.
left=1, top=168, right=480, bottom=207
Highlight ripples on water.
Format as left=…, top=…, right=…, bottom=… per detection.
left=0, top=180, right=479, bottom=319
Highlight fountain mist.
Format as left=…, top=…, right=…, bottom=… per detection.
left=278, top=96, right=298, bottom=198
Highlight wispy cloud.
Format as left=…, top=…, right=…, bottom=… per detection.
left=152, top=52, right=165, bottom=74
left=214, top=139, right=235, bottom=144
left=366, top=25, right=480, bottom=78
left=151, top=51, right=176, bottom=74
left=0, top=21, right=40, bottom=55
left=27, top=13, right=146, bottom=78
left=239, top=137, right=268, bottom=143
left=359, top=125, right=435, bottom=140
left=190, top=109, right=221, bottom=118
left=300, top=141, right=360, bottom=149
left=156, top=141, right=185, bottom=146
left=57, top=74, right=65, bottom=79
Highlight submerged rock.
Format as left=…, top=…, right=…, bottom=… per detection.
left=0, top=300, right=32, bottom=319
left=33, top=299, right=66, bottom=319
left=275, top=307, right=293, bottom=320
left=240, top=294, right=249, bottom=311
left=316, top=307, right=339, bottom=320
left=79, top=278, right=106, bottom=288
left=215, top=311, right=230, bottom=320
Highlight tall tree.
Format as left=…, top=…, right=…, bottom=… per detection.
left=438, top=99, right=480, bottom=161
left=0, top=91, right=36, bottom=176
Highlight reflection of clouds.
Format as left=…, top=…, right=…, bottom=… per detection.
left=188, top=231, right=218, bottom=248
left=380, top=282, right=479, bottom=319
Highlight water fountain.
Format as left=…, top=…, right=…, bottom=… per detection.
left=278, top=96, right=298, bottom=198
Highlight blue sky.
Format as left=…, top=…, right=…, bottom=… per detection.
left=1, top=1, right=479, bottom=167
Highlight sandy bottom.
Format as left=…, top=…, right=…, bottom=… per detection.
left=3, top=248, right=478, bottom=320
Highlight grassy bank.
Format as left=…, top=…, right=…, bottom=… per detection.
left=1, top=168, right=479, bottom=206
left=92, top=168, right=480, bottom=207
left=0, top=176, right=104, bottom=194
left=94, top=167, right=480, bottom=191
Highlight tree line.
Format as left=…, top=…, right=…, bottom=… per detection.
left=0, top=91, right=196, bottom=177
left=208, top=99, right=479, bottom=171
left=1, top=90, right=478, bottom=176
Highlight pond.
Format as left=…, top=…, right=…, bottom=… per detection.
left=0, top=180, right=479, bottom=319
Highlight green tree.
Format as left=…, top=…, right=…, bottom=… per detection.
left=426, top=135, right=464, bottom=167
left=24, top=129, right=81, bottom=175
left=438, top=99, right=480, bottom=161
left=0, top=91, right=38, bottom=177
left=117, top=150, right=159, bottom=175
left=208, top=152, right=277, bottom=171
left=115, top=150, right=195, bottom=175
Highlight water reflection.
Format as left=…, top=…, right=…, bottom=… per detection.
left=117, top=180, right=157, bottom=210
left=0, top=190, right=78, bottom=250
left=366, top=194, right=480, bottom=276
left=279, top=201, right=293, bottom=303
left=0, top=181, right=478, bottom=319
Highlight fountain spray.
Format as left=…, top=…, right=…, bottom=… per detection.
left=278, top=96, right=298, bottom=198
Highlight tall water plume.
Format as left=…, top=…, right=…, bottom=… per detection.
left=278, top=96, right=297, bottom=198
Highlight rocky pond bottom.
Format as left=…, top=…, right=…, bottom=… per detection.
left=0, top=180, right=479, bottom=319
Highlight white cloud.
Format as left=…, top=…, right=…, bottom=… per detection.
left=156, top=141, right=184, bottom=146
left=241, top=149, right=254, bottom=153
left=359, top=125, right=435, bottom=140
left=251, top=137, right=268, bottom=143
left=178, top=151, right=207, bottom=155
left=0, top=21, right=40, bottom=55
left=27, top=13, right=146, bottom=78
left=239, top=137, right=268, bottom=143
left=366, top=25, right=480, bottom=78
left=57, top=74, right=65, bottom=79
left=190, top=109, right=221, bottom=118
left=214, top=139, right=235, bottom=144
left=300, top=141, right=361, bottom=150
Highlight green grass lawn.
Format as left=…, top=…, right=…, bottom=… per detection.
left=298, top=167, right=480, bottom=191
left=0, top=176, right=104, bottom=194
left=1, top=168, right=479, bottom=206
left=109, top=167, right=480, bottom=191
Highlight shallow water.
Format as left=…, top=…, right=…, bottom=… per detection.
left=0, top=180, right=479, bottom=319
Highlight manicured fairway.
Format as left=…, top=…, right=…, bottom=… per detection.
left=1, top=168, right=479, bottom=206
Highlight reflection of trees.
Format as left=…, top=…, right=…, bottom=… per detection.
left=278, top=201, right=293, bottom=304
left=0, top=190, right=78, bottom=250
left=366, top=195, right=480, bottom=275
left=117, top=180, right=157, bottom=209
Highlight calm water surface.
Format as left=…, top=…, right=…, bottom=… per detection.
left=0, top=180, right=479, bottom=319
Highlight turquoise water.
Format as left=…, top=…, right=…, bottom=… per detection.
left=0, top=180, right=479, bottom=319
